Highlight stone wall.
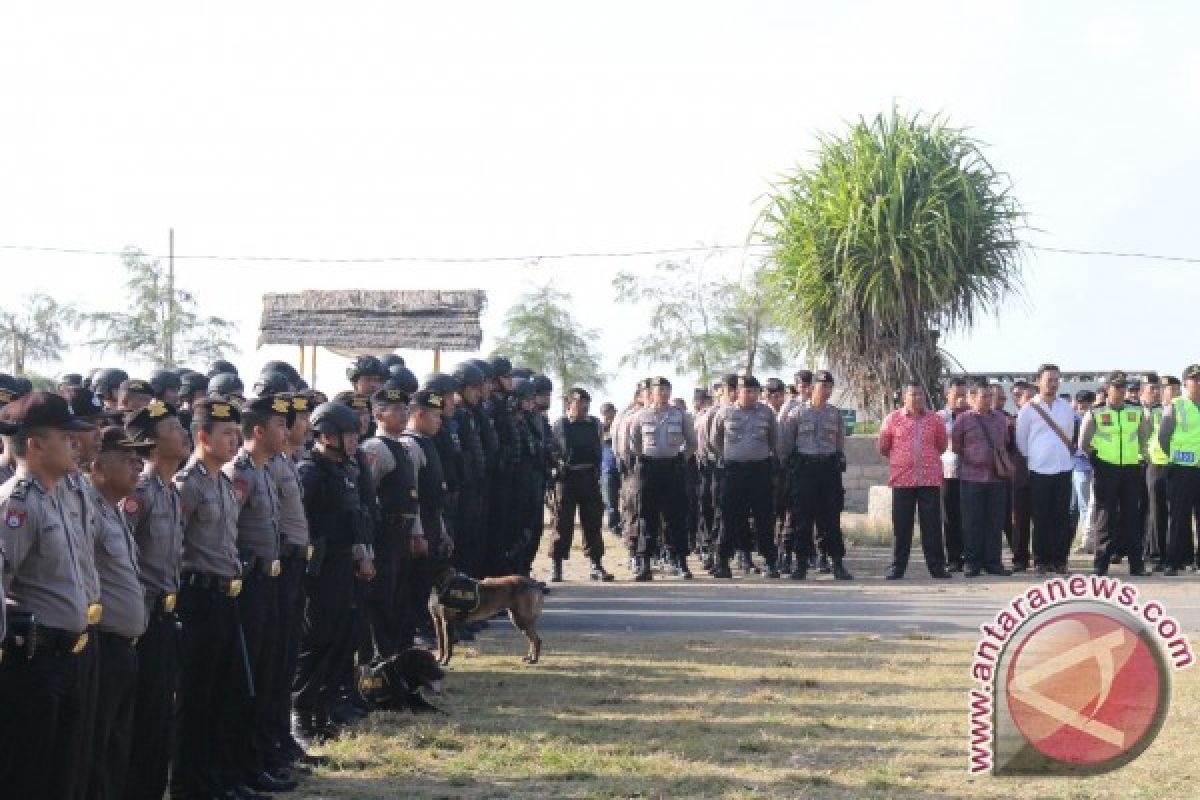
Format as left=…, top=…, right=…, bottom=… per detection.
left=843, top=435, right=889, bottom=512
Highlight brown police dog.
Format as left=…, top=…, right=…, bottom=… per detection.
left=429, top=566, right=544, bottom=666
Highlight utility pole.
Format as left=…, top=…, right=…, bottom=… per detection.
left=165, top=227, right=175, bottom=366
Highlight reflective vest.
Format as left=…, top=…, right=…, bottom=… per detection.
left=1169, top=397, right=1200, bottom=467
left=1091, top=404, right=1143, bottom=466
left=1148, top=406, right=1170, bottom=466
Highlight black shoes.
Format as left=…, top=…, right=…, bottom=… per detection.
left=589, top=561, right=615, bottom=581
left=929, top=568, right=952, bottom=580
left=678, top=557, right=693, bottom=579
left=817, top=554, right=832, bottom=574
left=831, top=560, right=853, bottom=580
left=712, top=560, right=733, bottom=579
left=884, top=566, right=904, bottom=580
left=634, top=557, right=653, bottom=581
left=789, top=566, right=807, bottom=580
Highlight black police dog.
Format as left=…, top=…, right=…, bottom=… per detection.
left=358, top=647, right=447, bottom=714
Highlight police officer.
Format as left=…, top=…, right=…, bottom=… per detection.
left=209, top=372, right=246, bottom=405
left=613, top=380, right=649, bottom=568
left=693, top=382, right=719, bottom=571
left=267, top=390, right=322, bottom=768
left=0, top=393, right=96, bottom=800
left=0, top=373, right=21, bottom=485
left=508, top=379, right=541, bottom=575
left=450, top=363, right=488, bottom=581
left=486, top=358, right=519, bottom=575
left=294, top=402, right=376, bottom=742
left=361, top=384, right=424, bottom=656
left=1157, top=365, right=1200, bottom=576
left=550, top=388, right=614, bottom=582
left=171, top=397, right=251, bottom=800
left=780, top=370, right=853, bottom=580
left=93, top=368, right=129, bottom=412
left=224, top=394, right=299, bottom=793
left=87, top=426, right=152, bottom=800
left=709, top=376, right=780, bottom=579
left=1080, top=371, right=1150, bottom=576
left=347, top=355, right=388, bottom=398
left=150, top=368, right=183, bottom=406
left=117, top=378, right=155, bottom=413
left=1146, top=376, right=1179, bottom=571
left=122, top=398, right=190, bottom=800
left=628, top=377, right=697, bottom=580
left=207, top=359, right=239, bottom=378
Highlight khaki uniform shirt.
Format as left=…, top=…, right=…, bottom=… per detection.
left=0, top=468, right=89, bottom=633
left=711, top=403, right=778, bottom=463
left=267, top=453, right=309, bottom=548
left=629, top=405, right=697, bottom=459
left=223, top=449, right=281, bottom=563
left=780, top=403, right=845, bottom=456
left=175, top=458, right=241, bottom=578
left=124, top=468, right=184, bottom=597
left=89, top=486, right=148, bottom=639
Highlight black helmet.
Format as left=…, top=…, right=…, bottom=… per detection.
left=208, top=372, right=245, bottom=398
left=180, top=371, right=210, bottom=396
left=511, top=378, right=535, bottom=400
left=294, top=377, right=310, bottom=390
left=468, top=358, right=494, bottom=381
left=58, top=372, right=83, bottom=389
left=207, top=359, right=238, bottom=378
left=309, top=401, right=362, bottom=435
left=347, top=355, right=386, bottom=383
left=253, top=371, right=292, bottom=397
left=422, top=372, right=459, bottom=395
left=261, top=360, right=301, bottom=384
left=93, top=368, right=129, bottom=395
left=149, top=368, right=182, bottom=397
left=387, top=365, right=419, bottom=394
left=489, top=356, right=513, bottom=379
left=13, top=377, right=33, bottom=396
left=453, top=362, right=485, bottom=388
left=511, top=367, right=534, bottom=381
left=380, top=354, right=406, bottom=370
left=531, top=374, right=553, bottom=395
left=83, top=368, right=103, bottom=391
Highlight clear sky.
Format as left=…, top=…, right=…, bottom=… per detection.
left=2, top=1, right=1197, bottom=403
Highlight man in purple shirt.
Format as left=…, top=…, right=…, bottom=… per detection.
left=952, top=380, right=1014, bottom=577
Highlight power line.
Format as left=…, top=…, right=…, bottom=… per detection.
left=1, top=240, right=1199, bottom=265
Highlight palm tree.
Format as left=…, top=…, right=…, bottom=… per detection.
left=757, top=107, right=1025, bottom=416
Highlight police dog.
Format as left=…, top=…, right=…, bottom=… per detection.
left=358, top=647, right=447, bottom=713
left=429, top=566, right=545, bottom=666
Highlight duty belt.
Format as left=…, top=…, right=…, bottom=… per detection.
left=97, top=629, right=139, bottom=648
left=36, top=625, right=89, bottom=656
left=182, top=571, right=243, bottom=597
left=563, top=463, right=598, bottom=472
left=242, top=555, right=282, bottom=578
left=280, top=542, right=315, bottom=562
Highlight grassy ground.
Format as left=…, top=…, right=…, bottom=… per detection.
left=297, top=633, right=1200, bottom=799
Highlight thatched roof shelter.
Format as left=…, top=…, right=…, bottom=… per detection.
left=258, top=289, right=486, bottom=352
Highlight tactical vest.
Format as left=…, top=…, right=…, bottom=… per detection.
left=375, top=436, right=419, bottom=522
left=1169, top=397, right=1200, bottom=467
left=454, top=407, right=486, bottom=486
left=1148, top=406, right=1170, bottom=466
left=401, top=433, right=446, bottom=536
left=557, top=416, right=603, bottom=466
left=433, top=424, right=464, bottom=494
left=1091, top=405, right=1143, bottom=466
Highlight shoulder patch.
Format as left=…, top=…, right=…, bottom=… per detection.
left=232, top=477, right=250, bottom=502
left=5, top=509, right=26, bottom=529
left=10, top=478, right=30, bottom=500
left=120, top=497, right=141, bottom=515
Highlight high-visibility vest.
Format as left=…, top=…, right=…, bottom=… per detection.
left=1092, top=404, right=1143, bottom=466
left=1168, top=397, right=1200, bottom=467
left=1148, top=406, right=1170, bottom=466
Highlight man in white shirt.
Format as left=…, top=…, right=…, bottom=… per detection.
left=1015, top=364, right=1077, bottom=575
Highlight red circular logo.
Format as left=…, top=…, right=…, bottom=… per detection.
left=1005, top=609, right=1166, bottom=766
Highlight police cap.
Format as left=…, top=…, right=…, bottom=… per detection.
left=411, top=390, right=445, bottom=410
left=0, top=390, right=96, bottom=432
left=1185, top=365, right=1200, bottom=381
left=97, top=425, right=155, bottom=455
left=453, top=362, right=485, bottom=388
left=764, top=377, right=786, bottom=393
left=371, top=385, right=411, bottom=407
left=1106, top=370, right=1128, bottom=387
left=648, top=376, right=672, bottom=389
left=190, top=396, right=241, bottom=425
left=119, top=379, right=154, bottom=398
left=793, top=370, right=814, bottom=385
left=333, top=390, right=371, bottom=412
left=814, top=370, right=835, bottom=384
left=124, top=400, right=178, bottom=443
left=737, top=375, right=761, bottom=390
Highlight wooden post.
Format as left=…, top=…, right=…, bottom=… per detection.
left=298, top=344, right=305, bottom=377
left=433, top=348, right=441, bottom=373
left=310, top=345, right=318, bottom=389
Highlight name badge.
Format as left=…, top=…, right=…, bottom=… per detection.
left=1174, top=450, right=1197, bottom=465
left=306, top=544, right=315, bottom=561
left=227, top=579, right=243, bottom=598
left=270, top=559, right=282, bottom=577
left=164, top=593, right=177, bottom=613
left=87, top=603, right=104, bottom=626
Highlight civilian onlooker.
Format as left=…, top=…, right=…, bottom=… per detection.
left=878, top=381, right=950, bottom=579
left=1016, top=364, right=1077, bottom=575
left=1071, top=388, right=1096, bottom=553
left=599, top=402, right=622, bottom=535
left=952, top=380, right=1013, bottom=577
left=1004, top=381, right=1035, bottom=570
left=938, top=377, right=969, bottom=572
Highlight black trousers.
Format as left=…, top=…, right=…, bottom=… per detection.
left=619, top=463, right=640, bottom=554
left=0, top=631, right=83, bottom=800
left=552, top=467, right=606, bottom=561
left=1029, top=470, right=1073, bottom=569
left=69, top=627, right=100, bottom=800
left=1093, top=461, right=1145, bottom=573
left=235, top=570, right=281, bottom=779
left=294, top=552, right=357, bottom=717
left=1007, top=478, right=1033, bottom=567
left=683, top=459, right=700, bottom=553
left=960, top=480, right=1007, bottom=571
left=601, top=470, right=621, bottom=533
left=90, top=631, right=138, bottom=800
left=890, top=486, right=945, bottom=575
left=942, top=478, right=964, bottom=565
left=636, top=458, right=688, bottom=558
left=1167, top=466, right=1200, bottom=569
left=452, top=484, right=486, bottom=579
left=697, top=460, right=717, bottom=554
left=272, top=555, right=307, bottom=756
left=773, top=467, right=791, bottom=555
left=485, top=466, right=517, bottom=577
left=171, top=583, right=241, bottom=799
left=719, top=460, right=777, bottom=563
left=788, top=456, right=846, bottom=560
left=126, top=609, right=178, bottom=800
left=1145, top=464, right=1169, bottom=563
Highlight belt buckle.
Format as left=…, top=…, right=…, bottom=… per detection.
left=227, top=578, right=243, bottom=598
left=163, top=593, right=177, bottom=613
left=270, top=559, right=281, bottom=577
left=306, top=544, right=314, bottom=561
left=87, top=603, right=104, bottom=626
left=72, top=632, right=89, bottom=655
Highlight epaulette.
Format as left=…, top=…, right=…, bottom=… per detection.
left=233, top=452, right=253, bottom=469
left=9, top=477, right=30, bottom=501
